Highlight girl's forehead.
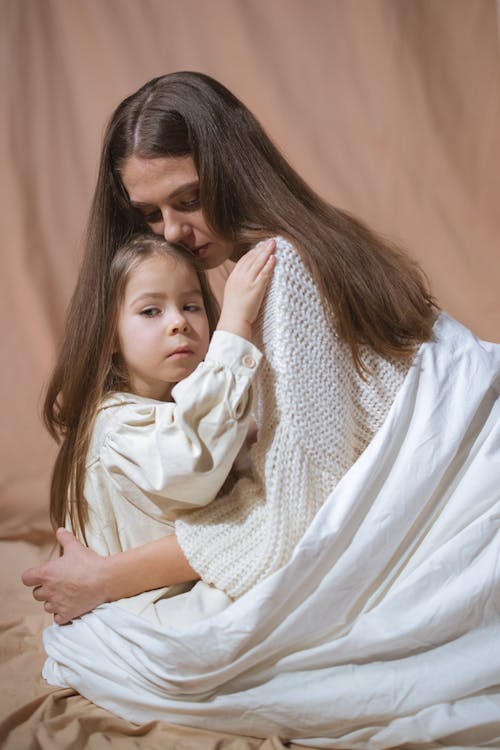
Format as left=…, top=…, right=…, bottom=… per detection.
left=125, top=252, right=200, bottom=296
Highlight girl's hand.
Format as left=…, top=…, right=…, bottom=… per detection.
left=21, top=528, right=109, bottom=624
left=217, top=239, right=276, bottom=341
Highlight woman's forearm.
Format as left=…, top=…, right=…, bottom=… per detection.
left=103, top=534, right=199, bottom=602
left=22, top=528, right=199, bottom=624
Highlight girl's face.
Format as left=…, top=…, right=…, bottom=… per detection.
left=117, top=252, right=210, bottom=401
left=121, top=155, right=237, bottom=270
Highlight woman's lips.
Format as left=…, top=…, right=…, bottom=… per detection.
left=194, top=243, right=209, bottom=258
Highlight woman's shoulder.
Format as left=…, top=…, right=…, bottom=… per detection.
left=258, top=235, right=309, bottom=278
left=270, top=235, right=299, bottom=257
left=262, top=235, right=316, bottom=297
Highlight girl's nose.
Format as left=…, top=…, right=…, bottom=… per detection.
left=167, top=311, right=189, bottom=335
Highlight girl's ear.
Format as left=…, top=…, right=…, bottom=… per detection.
left=107, top=350, right=127, bottom=392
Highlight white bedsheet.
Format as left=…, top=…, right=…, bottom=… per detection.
left=43, top=314, right=500, bottom=749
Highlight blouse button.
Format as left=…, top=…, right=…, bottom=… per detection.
left=242, top=354, right=256, bottom=369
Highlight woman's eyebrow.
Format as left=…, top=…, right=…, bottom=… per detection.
left=130, top=181, right=199, bottom=209
left=169, top=181, right=199, bottom=200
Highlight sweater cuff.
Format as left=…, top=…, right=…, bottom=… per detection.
left=176, top=493, right=267, bottom=599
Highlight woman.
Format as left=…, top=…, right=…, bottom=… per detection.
left=24, top=72, right=500, bottom=747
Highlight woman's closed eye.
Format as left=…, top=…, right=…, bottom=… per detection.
left=142, top=209, right=162, bottom=224
left=179, top=197, right=201, bottom=211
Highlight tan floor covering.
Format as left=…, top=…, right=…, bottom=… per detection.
left=0, top=541, right=309, bottom=750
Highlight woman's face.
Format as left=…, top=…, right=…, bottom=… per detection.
left=121, top=155, right=237, bottom=269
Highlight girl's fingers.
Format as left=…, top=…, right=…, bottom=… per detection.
left=253, top=246, right=276, bottom=283
left=254, top=253, right=276, bottom=283
left=252, top=239, right=276, bottom=267
left=262, top=253, right=276, bottom=270
left=236, top=240, right=276, bottom=278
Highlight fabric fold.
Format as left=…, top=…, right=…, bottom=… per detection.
left=42, top=314, right=500, bottom=747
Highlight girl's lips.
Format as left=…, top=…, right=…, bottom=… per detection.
left=168, top=347, right=193, bottom=359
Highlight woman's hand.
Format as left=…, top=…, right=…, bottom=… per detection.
left=21, top=528, right=109, bottom=624
left=22, top=529, right=199, bottom=624
left=217, top=238, right=276, bottom=341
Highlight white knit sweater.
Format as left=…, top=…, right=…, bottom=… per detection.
left=176, top=237, right=410, bottom=598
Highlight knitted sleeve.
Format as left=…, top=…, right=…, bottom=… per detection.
left=176, top=237, right=407, bottom=597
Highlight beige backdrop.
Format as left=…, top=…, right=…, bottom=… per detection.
left=1, top=0, right=499, bottom=541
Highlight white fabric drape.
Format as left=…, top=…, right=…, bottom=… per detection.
left=43, top=314, right=500, bottom=749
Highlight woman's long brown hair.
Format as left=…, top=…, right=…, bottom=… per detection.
left=46, top=72, right=437, bottom=538
left=45, top=235, right=219, bottom=542
left=73, top=72, right=435, bottom=374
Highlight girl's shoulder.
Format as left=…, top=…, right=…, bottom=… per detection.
left=87, top=392, right=160, bottom=463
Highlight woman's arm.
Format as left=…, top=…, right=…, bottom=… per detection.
left=22, top=528, right=196, bottom=624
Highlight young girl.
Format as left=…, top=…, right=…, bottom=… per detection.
left=47, top=232, right=275, bottom=624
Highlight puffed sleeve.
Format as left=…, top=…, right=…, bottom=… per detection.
left=99, top=331, right=262, bottom=520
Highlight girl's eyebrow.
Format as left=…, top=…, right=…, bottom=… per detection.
left=130, top=181, right=199, bottom=209
left=130, top=288, right=203, bottom=305
left=129, top=291, right=165, bottom=305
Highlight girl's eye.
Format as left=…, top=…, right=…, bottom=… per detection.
left=141, top=307, right=161, bottom=317
left=183, top=304, right=202, bottom=313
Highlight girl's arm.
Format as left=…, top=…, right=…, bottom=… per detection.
left=103, top=330, right=261, bottom=515
left=22, top=241, right=276, bottom=622
left=23, top=528, right=192, bottom=624
left=99, top=240, right=276, bottom=515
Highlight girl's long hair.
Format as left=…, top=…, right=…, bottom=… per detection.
left=45, top=235, right=219, bottom=543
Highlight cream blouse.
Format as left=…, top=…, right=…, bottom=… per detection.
left=72, top=331, right=262, bottom=558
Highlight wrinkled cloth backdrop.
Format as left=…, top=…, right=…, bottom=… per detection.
left=1, top=0, right=500, bottom=540
left=0, top=1, right=499, bottom=747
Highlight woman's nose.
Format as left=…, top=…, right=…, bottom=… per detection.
left=162, top=209, right=190, bottom=244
